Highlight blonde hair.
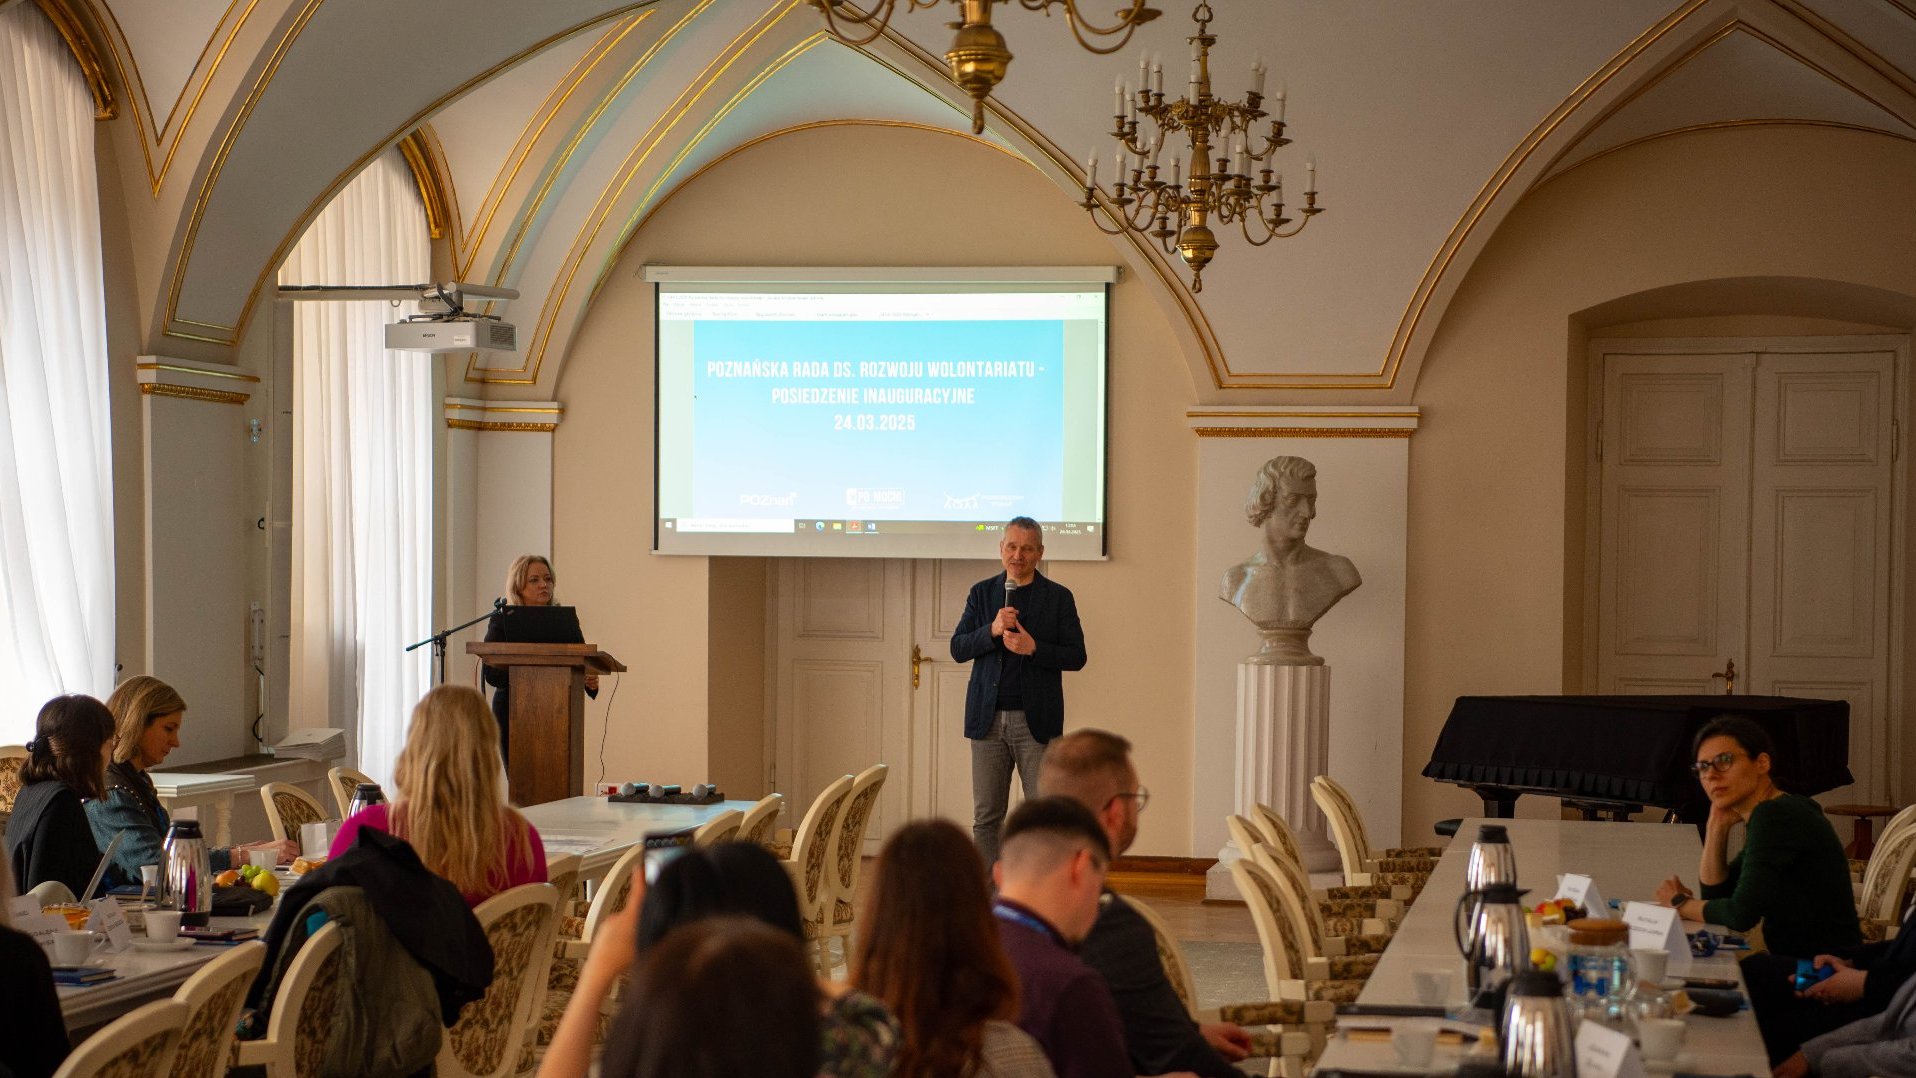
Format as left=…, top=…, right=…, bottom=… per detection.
left=389, top=685, right=533, bottom=898
left=505, top=554, right=557, bottom=606
left=105, top=676, right=187, bottom=766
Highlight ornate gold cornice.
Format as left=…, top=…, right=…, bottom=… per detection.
left=1192, top=426, right=1413, bottom=439
left=31, top=0, right=114, bottom=119
left=140, top=382, right=248, bottom=405
left=446, top=418, right=557, bottom=432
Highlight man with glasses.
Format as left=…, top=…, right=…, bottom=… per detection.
left=1041, top=729, right=1254, bottom=1077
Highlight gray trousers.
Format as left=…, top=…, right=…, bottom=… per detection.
left=971, top=709, right=1048, bottom=868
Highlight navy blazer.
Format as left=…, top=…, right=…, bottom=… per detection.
left=951, top=569, right=1087, bottom=742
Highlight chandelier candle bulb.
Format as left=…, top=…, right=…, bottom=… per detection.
left=1275, top=89, right=1286, bottom=123
left=1115, top=77, right=1125, bottom=117
left=1252, top=59, right=1266, bottom=96
left=1306, top=160, right=1316, bottom=192
left=1152, top=60, right=1163, bottom=94
left=1087, top=153, right=1098, bottom=188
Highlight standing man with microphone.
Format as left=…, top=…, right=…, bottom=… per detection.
left=951, top=517, right=1087, bottom=867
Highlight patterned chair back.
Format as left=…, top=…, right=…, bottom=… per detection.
left=249, top=920, right=346, bottom=1077
left=1250, top=802, right=1308, bottom=869
left=440, top=883, right=560, bottom=1078
left=167, top=941, right=267, bottom=1078
left=1122, top=893, right=1199, bottom=1019
left=324, top=766, right=377, bottom=819
left=1309, top=776, right=1370, bottom=883
left=259, top=782, right=329, bottom=845
left=737, top=793, right=785, bottom=849
left=579, top=845, right=647, bottom=946
left=831, top=764, right=889, bottom=900
left=1858, top=825, right=1916, bottom=924
left=1876, top=804, right=1916, bottom=858
left=691, top=809, right=745, bottom=846
left=787, top=775, right=855, bottom=933
left=54, top=998, right=189, bottom=1078
left=0, top=744, right=26, bottom=813
left=1231, top=858, right=1312, bottom=989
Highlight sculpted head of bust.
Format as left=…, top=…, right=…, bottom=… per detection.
left=1246, top=456, right=1318, bottom=547
left=1222, top=455, right=1361, bottom=665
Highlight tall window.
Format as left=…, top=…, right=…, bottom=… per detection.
left=279, top=151, right=432, bottom=784
left=0, top=5, right=115, bottom=741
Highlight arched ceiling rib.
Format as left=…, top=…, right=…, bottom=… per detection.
left=80, top=0, right=1916, bottom=397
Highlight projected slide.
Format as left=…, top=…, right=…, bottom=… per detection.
left=654, top=277, right=1108, bottom=560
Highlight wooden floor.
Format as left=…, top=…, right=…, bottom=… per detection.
left=1107, top=869, right=1258, bottom=943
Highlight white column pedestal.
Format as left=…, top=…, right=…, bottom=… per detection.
left=1206, top=661, right=1339, bottom=900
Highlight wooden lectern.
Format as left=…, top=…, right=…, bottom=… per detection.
left=467, top=642, right=625, bottom=806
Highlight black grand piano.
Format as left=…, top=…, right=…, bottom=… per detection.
left=1423, top=695, right=1853, bottom=821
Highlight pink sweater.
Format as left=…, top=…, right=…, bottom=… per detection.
left=330, top=802, right=548, bottom=905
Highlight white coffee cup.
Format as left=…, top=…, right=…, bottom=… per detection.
left=249, top=847, right=278, bottom=870
left=145, top=910, right=183, bottom=942
left=51, top=930, right=103, bottom=966
left=1638, top=1017, right=1686, bottom=1061
left=1632, top=947, right=1670, bottom=986
left=1392, top=1022, right=1438, bottom=1069
left=1412, top=967, right=1455, bottom=1006
left=299, top=821, right=332, bottom=859
left=139, top=863, right=160, bottom=892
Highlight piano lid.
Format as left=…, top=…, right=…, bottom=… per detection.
left=1422, top=695, right=1853, bottom=810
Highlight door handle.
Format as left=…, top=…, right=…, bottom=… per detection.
left=1711, top=658, right=1736, bottom=696
left=911, top=644, right=934, bottom=689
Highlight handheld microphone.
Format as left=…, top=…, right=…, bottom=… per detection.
left=1003, top=578, right=1018, bottom=612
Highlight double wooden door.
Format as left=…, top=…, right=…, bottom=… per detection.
left=768, top=557, right=1001, bottom=854
left=1593, top=339, right=1904, bottom=802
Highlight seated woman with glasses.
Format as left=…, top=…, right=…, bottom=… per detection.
left=1654, top=714, right=1860, bottom=964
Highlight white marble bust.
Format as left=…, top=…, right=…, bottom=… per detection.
left=1221, top=456, right=1362, bottom=665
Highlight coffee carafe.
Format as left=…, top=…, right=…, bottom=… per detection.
left=346, top=782, right=386, bottom=818
left=162, top=819, right=213, bottom=927
left=1465, top=824, right=1517, bottom=891
left=1501, top=970, right=1578, bottom=1077
left=1455, top=881, right=1530, bottom=1009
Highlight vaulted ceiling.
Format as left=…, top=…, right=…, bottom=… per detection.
left=46, top=0, right=1916, bottom=401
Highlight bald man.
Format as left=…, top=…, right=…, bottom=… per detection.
left=1040, top=730, right=1254, bottom=1077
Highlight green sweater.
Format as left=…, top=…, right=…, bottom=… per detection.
left=1699, top=794, right=1860, bottom=958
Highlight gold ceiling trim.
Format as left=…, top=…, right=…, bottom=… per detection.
left=32, top=0, right=114, bottom=119
left=489, top=5, right=702, bottom=289
left=140, top=382, right=249, bottom=405
left=1534, top=118, right=1916, bottom=191
left=397, top=130, right=453, bottom=243
left=1379, top=0, right=1717, bottom=391
left=1192, top=426, right=1413, bottom=439
left=1546, top=21, right=1914, bottom=174
left=468, top=1, right=803, bottom=386
left=79, top=0, right=261, bottom=193
left=163, top=4, right=650, bottom=346
left=1770, top=0, right=1916, bottom=98
left=444, top=403, right=563, bottom=414
left=446, top=418, right=557, bottom=433
left=458, top=14, right=650, bottom=274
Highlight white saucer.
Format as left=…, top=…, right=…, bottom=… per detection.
left=1643, top=1052, right=1690, bottom=1074
left=1659, top=977, right=1686, bottom=990
left=130, top=937, right=197, bottom=952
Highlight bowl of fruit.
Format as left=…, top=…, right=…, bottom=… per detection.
left=214, top=862, right=280, bottom=899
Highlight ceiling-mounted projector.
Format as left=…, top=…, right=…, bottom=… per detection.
left=385, top=315, right=517, bottom=353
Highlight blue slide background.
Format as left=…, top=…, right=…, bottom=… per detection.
left=687, top=319, right=1065, bottom=520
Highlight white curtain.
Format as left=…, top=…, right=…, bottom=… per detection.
left=0, top=5, right=115, bottom=743
left=280, top=152, right=431, bottom=786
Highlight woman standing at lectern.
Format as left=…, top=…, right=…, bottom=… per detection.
left=482, top=554, right=598, bottom=766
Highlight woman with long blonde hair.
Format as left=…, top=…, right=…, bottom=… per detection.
left=329, top=685, right=547, bottom=903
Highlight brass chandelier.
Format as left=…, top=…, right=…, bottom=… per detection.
left=1081, top=2, right=1323, bottom=292
left=812, top=0, right=1162, bottom=134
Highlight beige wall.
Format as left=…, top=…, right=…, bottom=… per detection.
left=1405, top=125, right=1916, bottom=835
left=552, top=124, right=1200, bottom=854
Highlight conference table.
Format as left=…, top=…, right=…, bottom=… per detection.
left=520, top=795, right=758, bottom=880
left=58, top=796, right=747, bottom=1033
left=1313, top=817, right=1771, bottom=1075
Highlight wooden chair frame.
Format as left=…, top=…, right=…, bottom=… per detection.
left=259, top=781, right=329, bottom=845
left=324, top=765, right=378, bottom=818
left=780, top=774, right=854, bottom=974
left=438, top=883, right=561, bottom=1078
left=54, top=998, right=189, bottom=1078
left=233, top=921, right=345, bottom=1076
left=691, top=808, right=745, bottom=846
